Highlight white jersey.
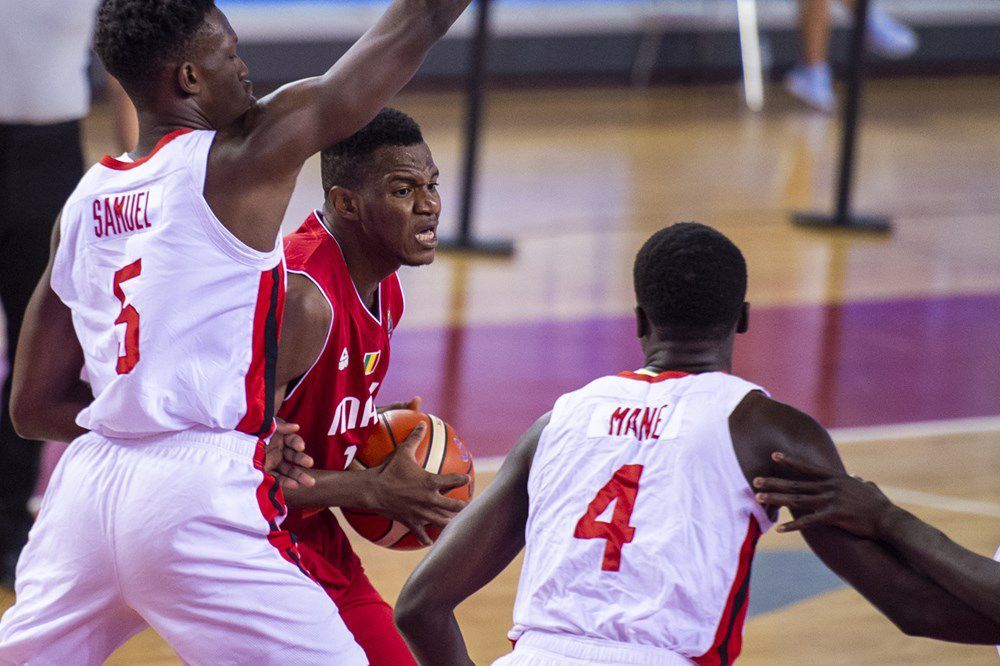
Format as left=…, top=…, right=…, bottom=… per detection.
left=510, top=370, right=775, bottom=664
left=51, top=129, right=284, bottom=440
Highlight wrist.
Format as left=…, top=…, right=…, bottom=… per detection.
left=874, top=503, right=911, bottom=541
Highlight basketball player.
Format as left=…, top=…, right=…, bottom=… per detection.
left=753, top=452, right=1000, bottom=626
left=394, top=223, right=1000, bottom=665
left=273, top=108, right=469, bottom=665
left=0, top=0, right=472, bottom=662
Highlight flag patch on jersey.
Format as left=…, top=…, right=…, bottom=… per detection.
left=363, top=351, right=381, bottom=375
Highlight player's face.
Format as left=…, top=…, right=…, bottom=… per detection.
left=190, top=9, right=254, bottom=128
left=360, top=143, right=441, bottom=267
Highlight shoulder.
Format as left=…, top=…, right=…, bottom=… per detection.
left=285, top=272, right=333, bottom=330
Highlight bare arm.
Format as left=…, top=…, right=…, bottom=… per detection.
left=395, top=413, right=550, bottom=666
left=754, top=454, right=1000, bottom=625
left=10, top=216, right=91, bottom=443
left=731, top=392, right=1000, bottom=644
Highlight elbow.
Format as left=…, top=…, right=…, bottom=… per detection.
left=9, top=394, right=42, bottom=441
left=393, top=586, right=424, bottom=638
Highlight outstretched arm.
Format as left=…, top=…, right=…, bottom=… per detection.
left=731, top=392, right=1000, bottom=644
left=10, top=215, right=91, bottom=443
left=245, top=0, right=470, bottom=174
left=395, top=413, right=550, bottom=666
left=754, top=453, right=1000, bottom=625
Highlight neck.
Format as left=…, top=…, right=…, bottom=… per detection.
left=131, top=104, right=213, bottom=159
left=323, top=210, right=399, bottom=311
left=641, top=338, right=733, bottom=375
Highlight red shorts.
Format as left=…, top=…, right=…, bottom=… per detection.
left=287, top=509, right=416, bottom=666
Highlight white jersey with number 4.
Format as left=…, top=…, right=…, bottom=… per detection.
left=51, top=128, right=284, bottom=440
left=509, top=370, right=775, bottom=665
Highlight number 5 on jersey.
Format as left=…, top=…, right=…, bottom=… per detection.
left=573, top=464, right=644, bottom=572
left=113, top=259, right=142, bottom=374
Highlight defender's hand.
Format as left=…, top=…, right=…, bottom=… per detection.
left=753, top=452, right=895, bottom=538
left=369, top=421, right=470, bottom=546
left=265, top=420, right=316, bottom=491
left=378, top=396, right=422, bottom=415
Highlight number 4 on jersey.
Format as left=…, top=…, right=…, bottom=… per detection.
left=573, top=464, right=644, bottom=572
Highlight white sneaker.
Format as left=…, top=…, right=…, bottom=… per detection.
left=785, top=63, right=836, bottom=114
left=866, top=6, right=919, bottom=60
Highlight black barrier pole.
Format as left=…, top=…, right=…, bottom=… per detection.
left=792, top=0, right=892, bottom=232
left=438, top=0, right=515, bottom=256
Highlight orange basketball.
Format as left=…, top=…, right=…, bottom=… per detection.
left=341, top=409, right=474, bottom=550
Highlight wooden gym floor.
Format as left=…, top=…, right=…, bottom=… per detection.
left=3, top=75, right=999, bottom=664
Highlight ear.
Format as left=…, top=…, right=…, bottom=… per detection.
left=635, top=306, right=651, bottom=339
left=177, top=62, right=200, bottom=96
left=328, top=186, right=360, bottom=221
left=736, top=302, right=749, bottom=334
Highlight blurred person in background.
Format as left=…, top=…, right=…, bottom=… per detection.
left=0, top=0, right=136, bottom=588
left=787, top=0, right=918, bottom=112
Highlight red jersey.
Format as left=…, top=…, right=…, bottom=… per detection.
left=279, top=210, right=404, bottom=474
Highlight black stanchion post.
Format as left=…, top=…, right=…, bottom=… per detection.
left=792, top=0, right=892, bottom=232
left=438, top=0, right=515, bottom=256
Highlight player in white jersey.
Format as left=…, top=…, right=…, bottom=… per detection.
left=395, top=223, right=1000, bottom=665
left=0, top=0, right=471, bottom=662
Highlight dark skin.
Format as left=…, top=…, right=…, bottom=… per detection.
left=395, top=303, right=1000, bottom=665
left=754, top=453, right=1000, bottom=625
left=275, top=142, right=469, bottom=544
left=10, top=0, right=471, bottom=485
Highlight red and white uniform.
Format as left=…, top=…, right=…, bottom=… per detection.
left=500, top=370, right=775, bottom=666
left=279, top=210, right=413, bottom=665
left=0, top=131, right=365, bottom=664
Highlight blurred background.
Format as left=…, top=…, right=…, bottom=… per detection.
left=2, top=0, right=999, bottom=663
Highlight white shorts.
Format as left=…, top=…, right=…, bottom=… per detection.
left=494, top=631, right=694, bottom=666
left=0, top=430, right=367, bottom=665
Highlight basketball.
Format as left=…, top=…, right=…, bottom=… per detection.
left=341, top=410, right=475, bottom=550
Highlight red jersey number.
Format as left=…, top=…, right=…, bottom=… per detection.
left=113, top=259, right=142, bottom=374
left=573, top=464, right=644, bottom=572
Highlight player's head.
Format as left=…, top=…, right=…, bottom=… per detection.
left=633, top=222, right=749, bottom=344
left=95, top=0, right=253, bottom=127
left=321, top=108, right=439, bottom=267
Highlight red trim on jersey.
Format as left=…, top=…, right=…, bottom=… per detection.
left=236, top=262, right=285, bottom=438
left=99, top=128, right=195, bottom=170
left=617, top=370, right=691, bottom=383
left=251, top=440, right=315, bottom=580
left=694, top=516, right=762, bottom=666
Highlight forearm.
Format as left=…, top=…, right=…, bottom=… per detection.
left=12, top=381, right=90, bottom=443
left=282, top=468, right=376, bottom=510
left=396, top=604, right=473, bottom=666
left=878, top=507, right=1000, bottom=624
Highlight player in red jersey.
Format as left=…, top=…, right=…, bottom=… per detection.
left=275, top=108, right=470, bottom=664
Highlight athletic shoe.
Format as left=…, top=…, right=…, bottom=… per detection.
left=784, top=62, right=836, bottom=114
left=866, top=6, right=918, bottom=60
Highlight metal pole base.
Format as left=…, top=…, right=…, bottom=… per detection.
left=436, top=236, right=515, bottom=257
left=792, top=211, right=892, bottom=233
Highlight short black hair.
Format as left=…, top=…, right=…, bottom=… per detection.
left=95, top=0, right=216, bottom=95
left=633, top=222, right=747, bottom=340
left=321, top=108, right=424, bottom=191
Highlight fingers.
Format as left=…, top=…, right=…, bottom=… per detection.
left=397, top=422, right=428, bottom=454
left=406, top=521, right=433, bottom=547
left=435, top=473, right=472, bottom=493
left=775, top=511, right=828, bottom=533
left=282, top=447, right=314, bottom=470
left=754, top=491, right=831, bottom=510
left=432, top=495, right=469, bottom=513
left=273, top=419, right=300, bottom=435
left=752, top=476, right=824, bottom=495
left=275, top=463, right=316, bottom=489
left=770, top=452, right=834, bottom=480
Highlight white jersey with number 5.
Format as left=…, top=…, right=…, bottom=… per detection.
left=509, top=370, right=775, bottom=664
left=51, top=128, right=284, bottom=440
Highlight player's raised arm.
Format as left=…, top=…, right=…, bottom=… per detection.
left=731, top=392, right=1000, bottom=644
left=244, top=0, right=471, bottom=175
left=754, top=453, right=1000, bottom=625
left=9, top=216, right=91, bottom=444
left=395, top=413, right=550, bottom=666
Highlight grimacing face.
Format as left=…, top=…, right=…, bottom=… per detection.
left=188, top=8, right=255, bottom=129
left=356, top=142, right=441, bottom=267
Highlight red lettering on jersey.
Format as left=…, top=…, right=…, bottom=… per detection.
left=609, top=407, right=630, bottom=436
left=608, top=404, right=670, bottom=439
left=93, top=200, right=103, bottom=237
left=92, top=191, right=154, bottom=239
